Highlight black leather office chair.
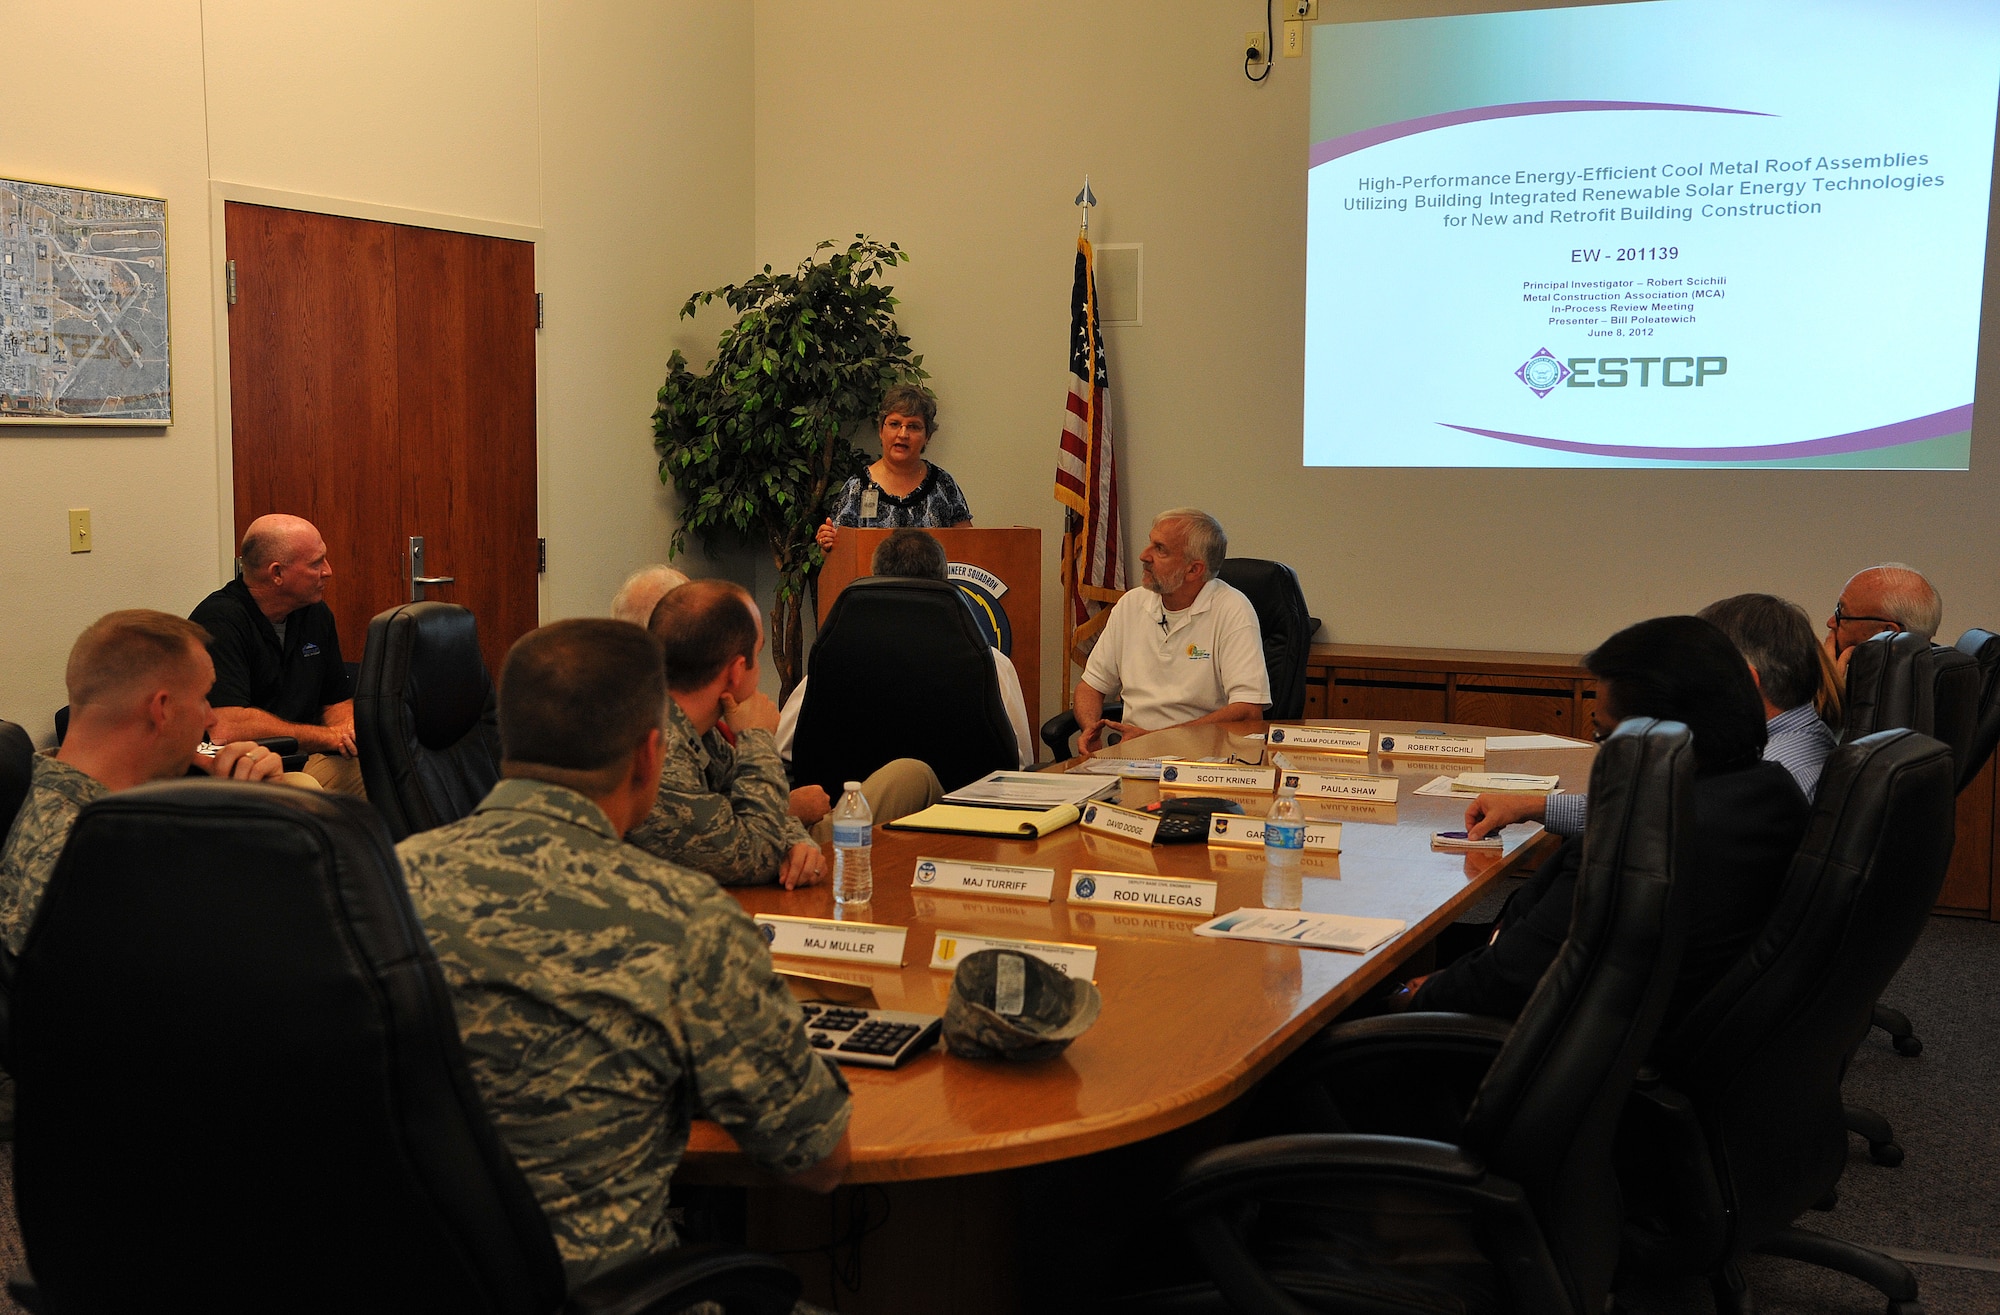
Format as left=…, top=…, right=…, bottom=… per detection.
left=1839, top=631, right=1935, bottom=744
left=1926, top=644, right=1982, bottom=789
left=1123, top=718, right=1696, bottom=1315
left=0, top=718, right=33, bottom=840
left=793, top=576, right=1017, bottom=798
left=1955, top=628, right=2000, bottom=793
left=1621, top=729, right=1956, bottom=1315
left=355, top=602, right=502, bottom=843
left=9, top=780, right=799, bottom=1315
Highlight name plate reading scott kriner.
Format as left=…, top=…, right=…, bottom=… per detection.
left=1375, top=732, right=1486, bottom=759
left=755, top=914, right=907, bottom=967
left=930, top=931, right=1099, bottom=980
left=1278, top=770, right=1400, bottom=803
left=1068, top=870, right=1218, bottom=915
left=1265, top=726, right=1371, bottom=754
left=1080, top=801, right=1161, bottom=845
left=911, top=857, right=1056, bottom=901
left=1159, top=761, right=1278, bottom=792
left=1206, top=815, right=1343, bottom=851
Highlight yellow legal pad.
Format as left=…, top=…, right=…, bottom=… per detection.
left=883, top=802, right=1081, bottom=838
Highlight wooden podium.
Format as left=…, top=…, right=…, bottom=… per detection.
left=816, top=526, right=1042, bottom=732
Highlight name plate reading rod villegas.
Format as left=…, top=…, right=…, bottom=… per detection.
left=910, top=857, right=1057, bottom=901
left=1068, top=870, right=1218, bottom=916
left=754, top=914, right=908, bottom=967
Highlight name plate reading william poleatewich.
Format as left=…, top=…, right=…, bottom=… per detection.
left=755, top=914, right=907, bottom=967
left=1278, top=770, right=1400, bottom=803
left=911, top=857, right=1056, bottom=902
left=1207, top=814, right=1343, bottom=852
left=1068, top=870, right=1218, bottom=915
left=1265, top=726, right=1371, bottom=753
left=1375, top=732, right=1486, bottom=759
left=1159, top=761, right=1278, bottom=792
left=930, top=931, right=1099, bottom=980
left=1080, top=801, right=1161, bottom=845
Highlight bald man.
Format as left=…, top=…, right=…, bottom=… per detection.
left=190, top=514, right=362, bottom=794
left=1823, top=563, right=1944, bottom=683
left=609, top=564, right=690, bottom=628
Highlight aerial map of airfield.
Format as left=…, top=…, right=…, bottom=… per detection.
left=0, top=179, right=170, bottom=423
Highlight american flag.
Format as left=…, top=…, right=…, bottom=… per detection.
left=1054, top=235, right=1126, bottom=657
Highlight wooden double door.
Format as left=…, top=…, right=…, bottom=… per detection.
left=224, top=202, right=538, bottom=681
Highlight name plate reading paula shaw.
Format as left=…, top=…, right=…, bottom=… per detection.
left=1375, top=731, right=1486, bottom=760
left=930, top=931, right=1099, bottom=981
left=1159, top=761, right=1278, bottom=792
left=1080, top=801, right=1161, bottom=845
left=1278, top=770, right=1400, bottom=804
left=1207, top=814, right=1343, bottom=852
left=1068, top=870, right=1218, bottom=916
left=754, top=914, right=908, bottom=967
left=1264, top=725, right=1371, bottom=754
left=911, top=857, right=1057, bottom=902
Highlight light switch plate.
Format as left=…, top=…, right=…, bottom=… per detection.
left=68, top=508, right=91, bottom=553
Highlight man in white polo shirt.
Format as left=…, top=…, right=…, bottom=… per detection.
left=1073, top=508, right=1270, bottom=753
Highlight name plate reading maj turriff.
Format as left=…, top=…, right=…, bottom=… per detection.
left=1375, top=732, right=1486, bottom=759
left=1159, top=761, right=1278, bottom=792
left=1207, top=815, right=1344, bottom=852
left=910, top=857, right=1056, bottom=902
left=1278, top=770, right=1400, bottom=803
left=754, top=914, right=908, bottom=967
left=1068, top=870, right=1218, bottom=916
left=1265, top=726, right=1371, bottom=754
left=1080, top=801, right=1162, bottom=845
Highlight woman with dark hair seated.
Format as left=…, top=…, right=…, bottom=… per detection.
left=1396, top=615, right=1810, bottom=1028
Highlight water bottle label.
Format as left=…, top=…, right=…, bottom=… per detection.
left=832, top=822, right=872, bottom=847
left=1266, top=823, right=1306, bottom=851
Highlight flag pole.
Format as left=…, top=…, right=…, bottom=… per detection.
left=1062, top=177, right=1098, bottom=707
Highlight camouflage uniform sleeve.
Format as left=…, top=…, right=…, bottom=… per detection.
left=630, top=728, right=811, bottom=887
left=0, top=775, right=94, bottom=957
left=681, top=893, right=851, bottom=1175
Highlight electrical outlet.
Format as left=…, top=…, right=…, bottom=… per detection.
left=1245, top=29, right=1269, bottom=65
left=1293, top=0, right=1320, bottom=19
left=68, top=508, right=91, bottom=553
left=1283, top=18, right=1307, bottom=56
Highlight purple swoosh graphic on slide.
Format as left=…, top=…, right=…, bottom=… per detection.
left=1311, top=101, right=1772, bottom=168
left=1438, top=405, right=1974, bottom=462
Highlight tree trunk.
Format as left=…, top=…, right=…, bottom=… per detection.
left=771, top=577, right=804, bottom=703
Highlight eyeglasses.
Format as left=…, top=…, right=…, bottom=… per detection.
left=1830, top=601, right=1900, bottom=632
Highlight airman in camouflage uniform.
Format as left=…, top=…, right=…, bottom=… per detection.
left=398, top=776, right=850, bottom=1285
left=625, top=697, right=810, bottom=886
left=0, top=754, right=110, bottom=955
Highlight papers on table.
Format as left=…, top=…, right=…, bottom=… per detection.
left=943, top=770, right=1118, bottom=809
left=1487, top=733, right=1590, bottom=750
left=1193, top=908, right=1406, bottom=954
left=1453, top=772, right=1560, bottom=794
left=1413, top=775, right=1565, bottom=800
left=1070, top=757, right=1165, bottom=778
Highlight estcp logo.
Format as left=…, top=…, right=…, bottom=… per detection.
left=915, top=861, right=937, bottom=884
left=1519, top=347, right=1727, bottom=396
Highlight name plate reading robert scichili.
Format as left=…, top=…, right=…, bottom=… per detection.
left=1159, top=761, right=1278, bottom=792
left=1206, top=814, right=1343, bottom=852
left=1375, top=732, right=1485, bottom=759
left=1079, top=801, right=1161, bottom=845
left=1068, top=870, right=1218, bottom=916
left=755, top=914, right=908, bottom=967
left=910, top=857, right=1056, bottom=902
left=930, top=931, right=1099, bottom=980
left=1278, top=770, right=1400, bottom=804
left=1264, top=726, right=1371, bottom=754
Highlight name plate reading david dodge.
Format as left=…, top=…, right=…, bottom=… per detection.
left=1264, top=726, right=1371, bottom=754
left=755, top=914, right=908, bottom=967
left=910, top=857, right=1056, bottom=901
left=1277, top=770, right=1400, bottom=803
left=1159, top=761, right=1278, bottom=792
left=930, top=931, right=1099, bottom=981
left=1206, top=815, right=1343, bottom=852
left=1080, top=801, right=1161, bottom=845
left=1374, top=732, right=1485, bottom=760
left=1068, top=870, right=1218, bottom=916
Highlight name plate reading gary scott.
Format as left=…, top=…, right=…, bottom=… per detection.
left=1079, top=801, right=1161, bottom=845
left=1068, top=870, right=1218, bottom=916
left=930, top=931, right=1099, bottom=981
left=1206, top=814, right=1343, bottom=852
left=911, top=857, right=1056, bottom=901
left=1159, top=761, right=1278, bottom=792
left=1374, top=732, right=1485, bottom=760
left=1265, top=725, right=1371, bottom=754
left=754, top=914, right=908, bottom=967
left=1278, top=770, right=1400, bottom=804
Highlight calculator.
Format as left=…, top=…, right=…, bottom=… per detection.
left=798, top=1003, right=944, bottom=1069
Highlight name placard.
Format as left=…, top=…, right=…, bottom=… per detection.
left=930, top=931, right=1099, bottom=980
left=1278, top=770, right=1400, bottom=803
left=1159, top=761, right=1277, bottom=792
left=911, top=857, right=1056, bottom=901
left=1080, top=801, right=1161, bottom=845
left=756, top=914, right=908, bottom=966
left=1206, top=815, right=1343, bottom=852
left=1265, top=725, right=1371, bottom=754
left=1068, top=870, right=1218, bottom=915
left=1375, top=732, right=1486, bottom=759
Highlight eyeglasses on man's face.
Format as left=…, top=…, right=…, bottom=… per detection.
left=1829, top=600, right=1900, bottom=633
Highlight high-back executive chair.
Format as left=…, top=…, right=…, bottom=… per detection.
left=1955, top=627, right=2000, bottom=793
left=355, top=601, right=502, bottom=843
left=9, top=781, right=800, bottom=1315
left=1123, top=719, right=1696, bottom=1315
left=1622, top=729, right=1957, bottom=1315
left=1925, top=643, right=1982, bottom=787
left=0, top=718, right=33, bottom=841
left=792, top=576, right=1017, bottom=798
left=1839, top=631, right=1935, bottom=745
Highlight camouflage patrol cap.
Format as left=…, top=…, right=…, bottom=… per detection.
left=943, top=949, right=1101, bottom=1061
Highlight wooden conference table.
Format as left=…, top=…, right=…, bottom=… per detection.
left=680, top=719, right=1595, bottom=1308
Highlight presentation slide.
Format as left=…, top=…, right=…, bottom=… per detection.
left=1303, top=0, right=2000, bottom=469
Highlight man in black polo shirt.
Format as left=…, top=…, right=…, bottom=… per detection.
left=190, top=513, right=363, bottom=795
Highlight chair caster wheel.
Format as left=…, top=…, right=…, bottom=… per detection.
left=1870, top=1141, right=1905, bottom=1167
left=1893, top=1035, right=1923, bottom=1057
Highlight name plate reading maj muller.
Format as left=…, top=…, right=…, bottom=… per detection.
left=1159, top=761, right=1278, bottom=792
left=1375, top=731, right=1486, bottom=759
left=755, top=914, right=908, bottom=967
left=1080, top=800, right=1162, bottom=845
left=911, top=857, right=1056, bottom=902
left=1264, top=725, right=1371, bottom=754
left=930, top=931, right=1099, bottom=981
left=1278, top=770, right=1400, bottom=804
left=1068, top=870, right=1218, bottom=916
left=1206, top=814, right=1343, bottom=852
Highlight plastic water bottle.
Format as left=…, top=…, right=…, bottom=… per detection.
left=831, top=781, right=874, bottom=905
left=1264, top=780, right=1306, bottom=874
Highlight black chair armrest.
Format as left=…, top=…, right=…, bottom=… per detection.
left=564, top=1242, right=800, bottom=1315
left=1618, top=1076, right=1730, bottom=1277
left=254, top=736, right=300, bottom=757
left=1256, top=1012, right=1513, bottom=1140
left=1294, top=1011, right=1515, bottom=1074
left=1039, top=701, right=1124, bottom=761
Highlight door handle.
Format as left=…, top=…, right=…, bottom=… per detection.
left=408, top=536, right=457, bottom=602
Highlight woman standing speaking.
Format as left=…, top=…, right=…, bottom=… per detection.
left=815, top=385, right=972, bottom=550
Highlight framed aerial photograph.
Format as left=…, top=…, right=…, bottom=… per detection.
left=0, top=177, right=171, bottom=425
